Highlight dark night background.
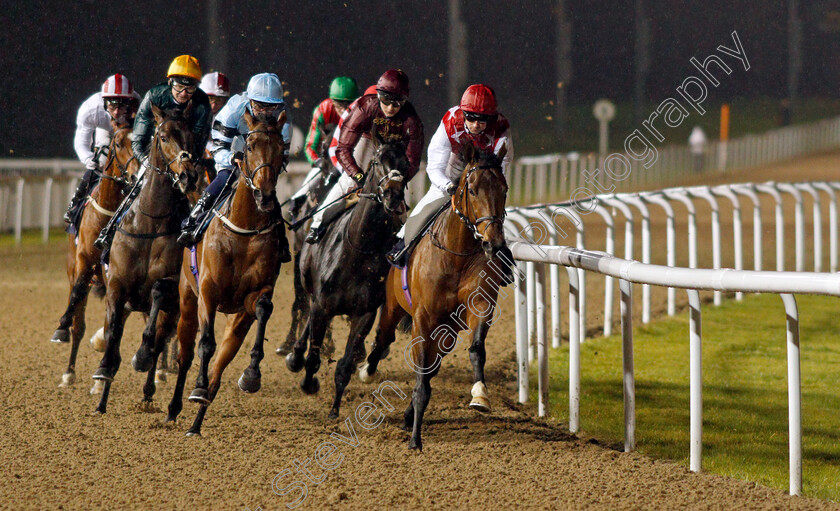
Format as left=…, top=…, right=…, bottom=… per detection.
left=3, top=0, right=840, bottom=158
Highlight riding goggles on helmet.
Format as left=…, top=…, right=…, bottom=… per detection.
left=463, top=111, right=495, bottom=123
left=172, top=82, right=198, bottom=94
left=251, top=100, right=285, bottom=113
left=377, top=92, right=406, bottom=107
left=105, top=98, right=131, bottom=109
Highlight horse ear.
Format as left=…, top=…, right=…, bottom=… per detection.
left=276, top=110, right=287, bottom=129
left=496, top=141, right=508, bottom=162
left=462, top=143, right=476, bottom=164
left=151, top=104, right=164, bottom=125
left=243, top=108, right=256, bottom=129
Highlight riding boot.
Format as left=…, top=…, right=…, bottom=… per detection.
left=305, top=199, right=346, bottom=244
left=287, top=194, right=307, bottom=222
left=93, top=180, right=140, bottom=250
left=386, top=238, right=407, bottom=267
left=177, top=193, right=214, bottom=247
left=64, top=170, right=95, bottom=223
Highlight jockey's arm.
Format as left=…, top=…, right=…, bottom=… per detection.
left=425, top=121, right=453, bottom=191
left=73, top=105, right=97, bottom=168
left=191, top=101, right=212, bottom=160
left=210, top=120, right=238, bottom=172
left=334, top=106, right=369, bottom=178
left=130, top=92, right=154, bottom=160
left=496, top=128, right=514, bottom=175
left=303, top=105, right=326, bottom=164
left=405, top=115, right=425, bottom=181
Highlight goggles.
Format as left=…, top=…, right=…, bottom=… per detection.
left=332, top=99, right=352, bottom=109
left=251, top=100, right=284, bottom=113
left=377, top=92, right=406, bottom=108
left=172, top=82, right=198, bottom=94
left=105, top=98, right=131, bottom=109
left=463, top=111, right=495, bottom=123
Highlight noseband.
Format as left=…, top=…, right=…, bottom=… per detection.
left=240, top=129, right=284, bottom=192
left=96, top=127, right=136, bottom=187
left=150, top=119, right=194, bottom=188
left=453, top=164, right=506, bottom=242
left=356, top=147, right=407, bottom=214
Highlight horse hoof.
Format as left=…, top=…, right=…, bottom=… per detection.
left=469, top=382, right=491, bottom=413
left=286, top=352, right=304, bottom=373
left=328, top=408, right=339, bottom=420
left=92, top=367, right=114, bottom=382
left=58, top=372, right=76, bottom=387
left=358, top=363, right=375, bottom=384
left=469, top=396, right=492, bottom=413
left=89, top=328, right=106, bottom=352
left=300, top=376, right=320, bottom=395
left=131, top=350, right=153, bottom=373
left=90, top=380, right=105, bottom=395
left=188, top=388, right=211, bottom=405
left=185, top=430, right=202, bottom=437
left=275, top=339, right=295, bottom=356
left=238, top=373, right=261, bottom=393
left=408, top=439, right=423, bottom=452
left=154, top=369, right=167, bottom=385
left=50, top=329, right=70, bottom=344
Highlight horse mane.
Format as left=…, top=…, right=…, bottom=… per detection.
left=472, top=149, right=503, bottom=170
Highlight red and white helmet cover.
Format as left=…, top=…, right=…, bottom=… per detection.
left=101, top=74, right=135, bottom=99
left=200, top=72, right=230, bottom=97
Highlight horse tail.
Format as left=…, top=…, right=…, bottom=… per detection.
left=397, top=314, right=413, bottom=334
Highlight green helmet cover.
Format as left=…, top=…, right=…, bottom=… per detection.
left=329, top=76, right=359, bottom=101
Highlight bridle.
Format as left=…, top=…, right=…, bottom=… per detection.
left=452, top=162, right=507, bottom=242
left=239, top=128, right=284, bottom=192
left=356, top=146, right=407, bottom=214
left=95, top=126, right=136, bottom=187
left=149, top=119, right=194, bottom=188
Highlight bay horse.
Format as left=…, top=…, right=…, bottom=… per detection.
left=51, top=120, right=138, bottom=388
left=358, top=145, right=510, bottom=450
left=91, top=105, right=199, bottom=414
left=285, top=141, right=409, bottom=419
left=166, top=110, right=288, bottom=436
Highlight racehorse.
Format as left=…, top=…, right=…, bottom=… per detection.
left=285, top=141, right=409, bottom=419
left=358, top=145, right=510, bottom=450
left=50, top=119, right=138, bottom=388
left=91, top=105, right=199, bottom=414
left=166, top=110, right=288, bottom=436
left=276, top=157, right=337, bottom=359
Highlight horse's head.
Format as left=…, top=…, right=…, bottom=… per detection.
left=453, top=144, right=509, bottom=258
left=151, top=104, right=198, bottom=194
left=242, top=109, right=286, bottom=213
left=363, top=139, right=409, bottom=216
left=107, top=119, right=139, bottom=185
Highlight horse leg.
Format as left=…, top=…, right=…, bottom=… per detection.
left=92, top=288, right=130, bottom=414
left=239, top=290, right=273, bottom=393
left=300, top=305, right=328, bottom=395
left=166, top=279, right=198, bottom=423
left=467, top=317, right=492, bottom=413
left=52, top=265, right=94, bottom=344
left=408, top=318, right=441, bottom=451
left=285, top=315, right=310, bottom=373
left=133, top=280, right=169, bottom=373
left=277, top=251, right=306, bottom=356
left=330, top=311, right=377, bottom=419
left=142, top=301, right=179, bottom=404
left=359, top=302, right=407, bottom=384
left=188, top=294, right=217, bottom=407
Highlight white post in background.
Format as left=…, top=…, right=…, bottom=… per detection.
left=589, top=203, right=616, bottom=334
left=664, top=190, right=697, bottom=268
left=688, top=187, right=721, bottom=305
left=733, top=185, right=762, bottom=271
left=619, top=278, right=635, bottom=452
left=642, top=193, right=676, bottom=315
left=780, top=293, right=802, bottom=497
left=42, top=177, right=53, bottom=244
left=620, top=194, right=651, bottom=322
left=14, top=178, right=24, bottom=245
left=566, top=267, right=580, bottom=433
left=777, top=183, right=805, bottom=272
left=712, top=186, right=743, bottom=300
left=514, top=261, right=529, bottom=404
left=795, top=183, right=821, bottom=272
left=814, top=182, right=837, bottom=272
left=537, top=263, right=549, bottom=418
left=687, top=290, right=702, bottom=473
left=755, top=183, right=785, bottom=271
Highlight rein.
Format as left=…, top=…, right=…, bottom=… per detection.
left=240, top=129, right=284, bottom=192
left=148, top=120, right=193, bottom=188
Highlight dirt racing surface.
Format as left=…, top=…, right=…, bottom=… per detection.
left=2, top=153, right=840, bottom=510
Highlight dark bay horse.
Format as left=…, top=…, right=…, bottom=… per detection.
left=51, top=120, right=138, bottom=388
left=285, top=142, right=409, bottom=419
left=167, top=110, right=288, bottom=436
left=359, top=146, right=510, bottom=450
left=91, top=105, right=199, bottom=414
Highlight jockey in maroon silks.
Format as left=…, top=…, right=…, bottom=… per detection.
left=305, top=69, right=424, bottom=244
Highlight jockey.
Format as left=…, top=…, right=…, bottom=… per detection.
left=287, top=76, right=359, bottom=220
left=199, top=71, right=231, bottom=153
left=176, top=72, right=292, bottom=260
left=93, top=55, right=212, bottom=250
left=63, top=74, right=142, bottom=223
left=386, top=84, right=515, bottom=278
left=305, top=70, right=424, bottom=244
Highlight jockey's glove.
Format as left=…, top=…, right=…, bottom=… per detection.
left=445, top=182, right=458, bottom=196
left=85, top=158, right=98, bottom=171
left=232, top=151, right=244, bottom=165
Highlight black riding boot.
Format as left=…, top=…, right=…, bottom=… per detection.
left=177, top=193, right=214, bottom=247
left=305, top=199, right=346, bottom=245
left=287, top=194, right=307, bottom=222
left=386, top=238, right=407, bottom=267
left=64, top=170, right=95, bottom=223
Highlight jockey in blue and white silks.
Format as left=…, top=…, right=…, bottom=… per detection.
left=178, top=73, right=292, bottom=247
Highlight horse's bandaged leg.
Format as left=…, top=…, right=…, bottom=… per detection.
left=469, top=381, right=491, bottom=413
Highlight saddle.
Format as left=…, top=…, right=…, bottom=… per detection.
left=65, top=183, right=103, bottom=236
left=389, top=202, right=450, bottom=269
